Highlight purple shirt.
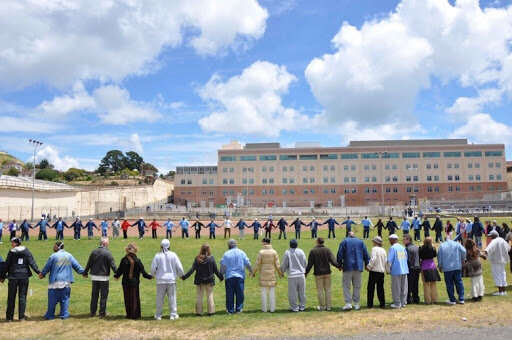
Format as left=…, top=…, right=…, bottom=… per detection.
left=421, top=258, right=437, bottom=271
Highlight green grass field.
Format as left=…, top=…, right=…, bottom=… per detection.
left=0, top=217, right=511, bottom=339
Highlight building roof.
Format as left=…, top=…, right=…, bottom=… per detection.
left=245, top=142, right=281, bottom=150
left=348, top=139, right=468, bottom=147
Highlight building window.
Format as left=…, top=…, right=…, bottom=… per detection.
left=406, top=176, right=411, bottom=182
left=220, top=156, right=237, bottom=162
left=365, top=188, right=370, bottom=193
left=323, top=177, right=328, bottom=183
left=299, top=155, right=318, bottom=160
left=209, top=179, right=214, bottom=185
left=385, top=176, right=391, bottom=182
left=455, top=175, right=460, bottom=181
left=222, top=190, right=228, bottom=195
left=320, top=154, right=338, bottom=160
left=289, top=189, right=295, bottom=194
left=434, top=175, right=439, bottom=181
left=229, top=179, right=234, bottom=184
left=249, top=179, right=254, bottom=184
left=259, top=155, right=277, bottom=161
left=364, top=165, right=370, bottom=171
left=372, top=188, right=378, bottom=193
left=393, top=187, right=398, bottom=193
left=365, top=176, right=370, bottom=183
left=269, top=189, right=274, bottom=195
left=485, top=151, right=503, bottom=157
left=475, top=163, right=480, bottom=168
left=310, top=166, right=315, bottom=171
left=427, top=187, right=433, bottom=192
left=497, top=174, right=502, bottom=180
left=344, top=189, right=350, bottom=194
left=427, top=176, right=432, bottom=181
left=323, top=189, right=328, bottom=194
left=269, top=167, right=274, bottom=172
left=269, top=178, right=274, bottom=184
left=351, top=188, right=357, bottom=194
left=426, top=164, right=431, bottom=169
left=385, top=164, right=390, bottom=170
left=262, top=189, right=267, bottom=195
left=434, top=187, right=439, bottom=192
left=331, top=188, right=336, bottom=194
left=489, top=175, right=494, bottom=180
left=330, top=177, right=335, bottom=183
left=310, top=178, right=315, bottom=183
left=279, top=155, right=297, bottom=161
left=447, top=175, right=453, bottom=181
left=343, top=165, right=349, bottom=171
left=302, top=178, right=307, bottom=184
left=392, top=164, right=397, bottom=170
left=282, top=178, right=287, bottom=184
left=413, top=187, right=419, bottom=193
left=262, top=178, right=267, bottom=184
left=361, top=153, right=379, bottom=159
left=402, top=152, right=420, bottom=158
left=303, top=189, right=308, bottom=194
left=262, top=167, right=267, bottom=172
left=351, top=165, right=356, bottom=171
left=468, top=175, right=474, bottom=181
left=448, top=186, right=453, bottom=192
left=386, top=187, right=391, bottom=193
left=455, top=187, right=461, bottom=192
left=290, top=178, right=295, bottom=184
left=344, top=177, right=349, bottom=183
left=202, top=179, right=207, bottom=185
left=476, top=175, right=481, bottom=181
left=341, top=153, right=358, bottom=159
left=187, top=179, right=192, bottom=185
left=406, top=187, right=412, bottom=193
left=423, top=152, right=441, bottom=158
left=443, top=152, right=461, bottom=157
left=239, top=155, right=257, bottom=161
left=496, top=163, right=501, bottom=168
left=464, top=151, right=482, bottom=157
left=372, top=177, right=377, bottom=182
left=393, top=176, right=398, bottom=182
left=323, top=165, right=328, bottom=171
left=282, top=189, right=287, bottom=194
left=454, top=163, right=459, bottom=169
left=447, top=163, right=452, bottom=169
left=413, top=176, right=418, bottom=182
left=489, top=163, right=494, bottom=168
left=476, top=186, right=481, bottom=191
left=242, top=178, right=247, bottom=184
left=433, top=164, right=439, bottom=169
left=330, top=165, right=335, bottom=171
left=351, top=177, right=356, bottom=183
left=372, top=165, right=377, bottom=170
left=210, top=190, right=214, bottom=195
left=469, top=186, right=474, bottom=192
left=180, top=179, right=185, bottom=185
left=468, top=163, right=473, bottom=168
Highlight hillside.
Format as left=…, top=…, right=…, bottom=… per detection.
left=0, top=152, right=24, bottom=166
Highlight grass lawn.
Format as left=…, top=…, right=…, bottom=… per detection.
left=0, top=217, right=511, bottom=339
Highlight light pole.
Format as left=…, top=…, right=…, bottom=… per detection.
left=29, top=139, right=43, bottom=223
left=242, top=167, right=249, bottom=206
left=375, top=151, right=387, bottom=216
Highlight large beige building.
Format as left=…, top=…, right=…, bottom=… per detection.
left=174, top=139, right=507, bottom=208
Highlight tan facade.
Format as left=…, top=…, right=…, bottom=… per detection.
left=174, top=139, right=507, bottom=207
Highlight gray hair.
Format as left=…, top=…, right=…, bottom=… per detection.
left=227, top=239, right=237, bottom=249
left=100, top=237, right=109, bottom=247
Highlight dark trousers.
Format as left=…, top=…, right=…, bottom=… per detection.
left=407, top=268, right=421, bottom=304
left=295, top=230, right=301, bottom=239
left=278, top=229, right=287, bottom=239
left=182, top=229, right=189, bottom=239
left=265, top=229, right=271, bottom=239
left=311, top=229, right=317, bottom=238
left=6, top=279, right=29, bottom=320
left=403, top=230, right=409, bottom=235
left=377, top=228, right=382, bottom=237
left=253, top=231, right=259, bottom=240
left=414, top=229, right=421, bottom=241
left=122, top=285, right=141, bottom=319
left=224, top=228, right=231, bottom=239
left=123, top=230, right=128, bottom=239
left=10, top=231, right=16, bottom=239
left=424, top=230, right=430, bottom=238
left=102, top=230, right=107, bottom=237
left=195, top=230, right=201, bottom=239
left=138, top=229, right=145, bottom=239
left=21, top=230, right=29, bottom=241
left=367, top=271, right=385, bottom=308
left=444, top=270, right=465, bottom=303
left=91, top=281, right=109, bottom=316
left=74, top=230, right=81, bottom=240
left=328, top=228, right=336, bottom=239
left=166, top=230, right=172, bottom=239
left=38, top=230, right=47, bottom=241
left=363, top=228, right=369, bottom=239
left=345, top=229, right=351, bottom=238
left=435, top=232, right=443, bottom=243
left=209, top=231, right=216, bottom=239
left=152, top=229, right=157, bottom=239
left=225, top=277, right=244, bottom=314
left=56, top=230, right=63, bottom=240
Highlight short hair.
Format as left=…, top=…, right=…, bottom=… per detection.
left=403, top=234, right=412, bottom=243
left=125, top=243, right=138, bottom=254
left=423, top=236, right=433, bottom=247
left=317, top=237, right=325, bottom=245
left=228, top=239, right=237, bottom=249
left=100, top=237, right=109, bottom=247
left=55, top=241, right=64, bottom=249
left=262, top=238, right=271, bottom=244
left=290, top=239, right=298, bottom=248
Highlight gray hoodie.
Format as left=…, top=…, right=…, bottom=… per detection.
left=281, top=248, right=307, bottom=278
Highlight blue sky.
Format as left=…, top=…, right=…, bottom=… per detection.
left=1, top=0, right=512, bottom=173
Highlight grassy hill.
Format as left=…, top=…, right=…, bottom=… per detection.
left=0, top=151, right=24, bottom=166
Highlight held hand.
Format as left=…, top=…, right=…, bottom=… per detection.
left=38, top=273, right=44, bottom=279
left=181, top=276, right=185, bottom=281
left=83, top=274, right=88, bottom=278
left=114, top=277, right=119, bottom=281
left=0, top=279, right=4, bottom=283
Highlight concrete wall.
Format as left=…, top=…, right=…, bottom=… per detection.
left=0, top=178, right=173, bottom=221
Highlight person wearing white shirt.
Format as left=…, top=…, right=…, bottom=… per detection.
left=150, top=239, right=184, bottom=320
left=222, top=219, right=233, bottom=239
left=111, top=219, right=120, bottom=239
left=485, top=230, right=511, bottom=296
left=366, top=236, right=387, bottom=308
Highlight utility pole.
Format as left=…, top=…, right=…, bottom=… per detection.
left=29, top=139, right=43, bottom=223
left=375, top=151, right=387, bottom=216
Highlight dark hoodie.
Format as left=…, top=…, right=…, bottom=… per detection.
left=0, top=246, right=40, bottom=280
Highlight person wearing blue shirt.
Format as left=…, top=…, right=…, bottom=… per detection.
left=205, top=220, right=221, bottom=239
left=468, top=217, right=484, bottom=248
left=361, top=216, right=373, bottom=240
left=131, top=217, right=147, bottom=239
left=19, top=219, right=32, bottom=241
left=291, top=218, right=306, bottom=240
left=69, top=218, right=83, bottom=240
left=249, top=219, right=262, bottom=240
left=34, top=217, right=49, bottom=241
left=341, top=217, right=357, bottom=238
left=307, top=218, right=320, bottom=239
left=322, top=217, right=340, bottom=239
left=386, top=234, right=409, bottom=308
left=235, top=218, right=249, bottom=240
left=277, top=217, right=288, bottom=240
left=99, top=219, right=109, bottom=237
left=84, top=218, right=99, bottom=239
left=179, top=218, right=190, bottom=239
left=412, top=216, right=421, bottom=241
left=400, top=217, right=411, bottom=236
left=220, top=239, right=253, bottom=314
left=162, top=219, right=175, bottom=239
left=438, top=235, right=466, bottom=305
left=337, top=231, right=370, bottom=310
left=39, top=242, right=85, bottom=320
left=0, top=218, right=4, bottom=244
left=51, top=218, right=68, bottom=241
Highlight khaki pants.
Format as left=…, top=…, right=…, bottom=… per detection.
left=314, top=274, right=331, bottom=310
left=421, top=272, right=438, bottom=304
left=224, top=228, right=231, bottom=239
left=196, top=283, right=215, bottom=315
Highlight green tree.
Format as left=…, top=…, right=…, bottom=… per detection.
left=6, top=167, right=19, bottom=176
left=142, top=163, right=158, bottom=174
left=125, top=151, right=143, bottom=171
left=36, top=168, right=59, bottom=181
left=38, top=159, right=52, bottom=169
left=23, top=162, right=33, bottom=171
left=166, top=170, right=175, bottom=178
left=63, top=168, right=81, bottom=181
left=96, top=150, right=126, bottom=175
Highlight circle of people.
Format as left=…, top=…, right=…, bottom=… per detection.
left=0, top=214, right=510, bottom=321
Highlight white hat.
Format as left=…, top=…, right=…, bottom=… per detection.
left=140, top=217, right=144, bottom=220
left=161, top=239, right=170, bottom=251
left=254, top=218, right=258, bottom=221
left=312, top=217, right=316, bottom=220
left=389, top=234, right=399, bottom=240
left=489, top=230, right=499, bottom=237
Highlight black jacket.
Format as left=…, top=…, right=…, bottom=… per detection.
left=114, top=255, right=152, bottom=287
left=385, top=220, right=397, bottom=234
left=0, top=246, right=40, bottom=280
left=84, top=246, right=117, bottom=277
left=418, top=245, right=437, bottom=261
left=421, top=220, right=431, bottom=233
left=182, top=255, right=223, bottom=285
left=433, top=219, right=443, bottom=233
left=306, top=245, right=339, bottom=276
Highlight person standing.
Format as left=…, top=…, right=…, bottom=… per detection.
left=455, top=218, right=467, bottom=244
left=205, top=220, right=220, bottom=239
left=418, top=237, right=441, bottom=304
left=438, top=234, right=466, bottom=305
left=39, top=242, right=85, bottom=320
left=281, top=239, right=307, bottom=312
left=403, top=234, right=420, bottom=304
left=445, top=220, right=454, bottom=240
left=305, top=238, right=340, bottom=311
left=191, top=219, right=205, bottom=239
left=469, top=217, right=485, bottom=248
left=400, top=217, right=410, bottom=236
left=386, top=234, right=409, bottom=308
left=112, top=218, right=120, bottom=239
left=485, top=230, right=510, bottom=296
left=69, top=218, right=83, bottom=240
left=178, top=217, right=190, bottom=239
left=366, top=236, right=387, bottom=309
left=375, top=218, right=384, bottom=238
left=412, top=215, right=421, bottom=241
left=433, top=216, right=443, bottom=243
left=114, top=243, right=153, bottom=319
left=337, top=231, right=370, bottom=310
left=249, top=218, right=262, bottom=240
left=150, top=239, right=184, bottom=320
left=277, top=217, right=288, bottom=240
left=385, top=217, right=398, bottom=236
left=85, top=218, right=99, bottom=239
left=0, top=218, right=3, bottom=243
left=51, top=218, right=67, bottom=241
left=307, top=218, right=320, bottom=239
left=121, top=219, right=131, bottom=239
left=221, top=218, right=233, bottom=239
left=252, top=238, right=283, bottom=313
left=7, top=219, right=17, bottom=240
left=340, top=217, right=357, bottom=238
left=162, top=219, right=175, bottom=239
left=235, top=218, right=248, bottom=240
left=220, top=239, right=253, bottom=314
left=0, top=237, right=40, bottom=321
left=149, top=219, right=160, bottom=239
left=262, top=218, right=275, bottom=239
left=463, top=239, right=486, bottom=301
left=421, top=216, right=431, bottom=239
left=323, top=216, right=340, bottom=239
left=291, top=217, right=306, bottom=240
left=182, top=244, right=223, bottom=316
left=19, top=220, right=31, bottom=242
left=100, top=218, right=109, bottom=238
left=361, top=216, right=373, bottom=240
left=83, top=237, right=117, bottom=317
left=131, top=217, right=147, bottom=239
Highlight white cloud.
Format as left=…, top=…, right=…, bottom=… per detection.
left=198, top=61, right=311, bottom=136
left=35, top=146, right=80, bottom=171
left=305, top=0, right=512, bottom=128
left=0, top=0, right=268, bottom=89
left=37, top=84, right=161, bottom=124
left=451, top=113, right=512, bottom=145
left=119, top=133, right=144, bottom=154
left=0, top=116, right=56, bottom=133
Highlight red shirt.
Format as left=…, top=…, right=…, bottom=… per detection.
left=121, top=221, right=131, bottom=231
left=149, top=221, right=160, bottom=230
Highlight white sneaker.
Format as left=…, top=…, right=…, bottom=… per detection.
left=457, top=300, right=465, bottom=304
left=154, top=316, right=161, bottom=320
left=390, top=304, right=401, bottom=309
left=445, top=300, right=456, bottom=305
left=342, top=304, right=352, bottom=310
left=354, top=304, right=360, bottom=310
left=503, top=292, right=508, bottom=296
left=492, top=292, right=503, bottom=296
left=170, top=314, right=179, bottom=320
left=316, top=306, right=325, bottom=311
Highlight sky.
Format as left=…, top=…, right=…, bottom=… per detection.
left=1, top=0, right=512, bottom=173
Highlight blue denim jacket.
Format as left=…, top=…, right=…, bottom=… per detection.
left=41, top=250, right=85, bottom=284
left=336, top=237, right=370, bottom=272
left=438, top=240, right=466, bottom=272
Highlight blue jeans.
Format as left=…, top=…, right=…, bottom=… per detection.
left=74, top=230, right=81, bottom=240
left=474, top=236, right=482, bottom=248
left=444, top=270, right=464, bottom=303
left=225, top=277, right=244, bottom=314
left=56, top=230, right=64, bottom=240
left=102, top=229, right=107, bottom=237
left=45, top=287, right=71, bottom=320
